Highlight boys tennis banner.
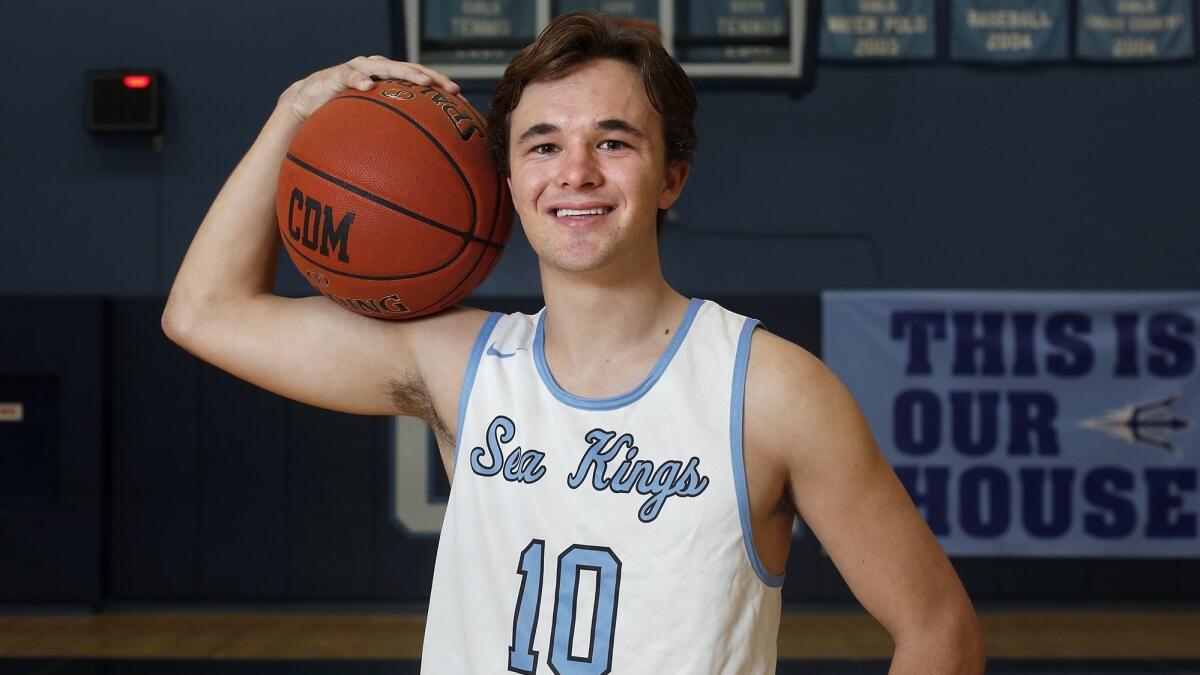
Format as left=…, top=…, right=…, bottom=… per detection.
left=822, top=291, right=1200, bottom=557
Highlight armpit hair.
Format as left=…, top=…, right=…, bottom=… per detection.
left=388, top=370, right=453, bottom=446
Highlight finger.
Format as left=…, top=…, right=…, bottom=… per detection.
left=346, top=56, right=459, bottom=94
left=341, top=58, right=388, bottom=90
left=344, top=57, right=429, bottom=89
left=405, top=63, right=460, bottom=94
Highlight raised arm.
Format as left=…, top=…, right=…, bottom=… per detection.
left=745, top=330, right=986, bottom=674
left=162, top=58, right=481, bottom=426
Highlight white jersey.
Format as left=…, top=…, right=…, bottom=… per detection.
left=422, top=298, right=783, bottom=674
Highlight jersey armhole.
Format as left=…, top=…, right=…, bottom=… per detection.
left=731, top=318, right=787, bottom=588
left=454, top=311, right=503, bottom=466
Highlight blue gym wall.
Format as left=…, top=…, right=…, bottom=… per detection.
left=1, top=0, right=1199, bottom=606
left=3, top=0, right=1198, bottom=297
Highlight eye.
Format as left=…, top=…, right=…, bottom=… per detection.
left=599, top=139, right=627, bottom=151
left=532, top=143, right=558, bottom=155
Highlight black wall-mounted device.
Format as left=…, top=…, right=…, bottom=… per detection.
left=86, top=70, right=162, bottom=133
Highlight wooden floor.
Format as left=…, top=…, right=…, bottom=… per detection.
left=0, top=610, right=1198, bottom=660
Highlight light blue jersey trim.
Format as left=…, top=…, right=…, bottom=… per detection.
left=532, top=297, right=704, bottom=411
left=731, top=318, right=786, bottom=587
left=454, top=311, right=503, bottom=465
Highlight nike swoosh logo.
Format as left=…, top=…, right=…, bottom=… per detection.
left=487, top=343, right=526, bottom=359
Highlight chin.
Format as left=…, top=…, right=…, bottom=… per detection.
left=542, top=252, right=610, bottom=274
left=528, top=232, right=617, bottom=274
left=541, top=240, right=622, bottom=273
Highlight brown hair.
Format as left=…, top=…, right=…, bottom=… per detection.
left=487, top=12, right=698, bottom=229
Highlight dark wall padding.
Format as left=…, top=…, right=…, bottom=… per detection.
left=0, top=298, right=105, bottom=602
left=109, top=299, right=386, bottom=600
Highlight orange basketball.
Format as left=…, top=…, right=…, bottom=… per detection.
left=276, top=79, right=513, bottom=319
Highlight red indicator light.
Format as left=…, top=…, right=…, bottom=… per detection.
left=123, top=74, right=152, bottom=89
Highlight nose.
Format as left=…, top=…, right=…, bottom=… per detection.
left=555, top=142, right=602, bottom=190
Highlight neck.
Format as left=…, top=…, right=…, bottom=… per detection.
left=538, top=243, right=689, bottom=378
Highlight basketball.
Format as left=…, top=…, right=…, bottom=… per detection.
left=275, top=79, right=513, bottom=319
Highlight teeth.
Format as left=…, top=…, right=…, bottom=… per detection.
left=555, top=207, right=610, bottom=217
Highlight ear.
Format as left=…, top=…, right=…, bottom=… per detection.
left=658, top=160, right=691, bottom=211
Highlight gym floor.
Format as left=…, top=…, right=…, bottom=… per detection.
left=1, top=609, right=1198, bottom=673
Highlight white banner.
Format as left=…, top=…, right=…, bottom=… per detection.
left=823, top=291, right=1200, bottom=557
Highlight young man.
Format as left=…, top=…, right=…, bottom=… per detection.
left=163, top=12, right=984, bottom=674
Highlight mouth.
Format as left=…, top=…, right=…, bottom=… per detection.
left=551, top=206, right=613, bottom=219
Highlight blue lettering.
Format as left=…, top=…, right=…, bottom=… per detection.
left=639, top=460, right=683, bottom=522
left=1113, top=313, right=1139, bottom=377
left=636, top=457, right=709, bottom=523
left=1083, top=466, right=1136, bottom=538
left=1012, top=312, right=1037, bottom=376
left=470, top=415, right=513, bottom=477
left=950, top=390, right=999, bottom=456
left=567, top=429, right=624, bottom=490
left=890, top=311, right=946, bottom=375
left=1019, top=467, right=1073, bottom=538
left=895, top=466, right=950, bottom=535
left=1006, top=391, right=1059, bottom=456
left=677, top=457, right=709, bottom=494
left=1145, top=469, right=1197, bottom=538
left=960, top=466, right=1010, bottom=537
left=1045, top=312, right=1094, bottom=377
left=568, top=428, right=709, bottom=523
left=894, top=389, right=941, bottom=455
left=614, top=463, right=653, bottom=493
left=609, top=446, right=651, bottom=493
left=1148, top=312, right=1194, bottom=378
left=951, top=312, right=1005, bottom=376
left=469, top=416, right=546, bottom=484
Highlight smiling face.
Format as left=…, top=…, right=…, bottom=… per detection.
left=506, top=58, right=689, bottom=275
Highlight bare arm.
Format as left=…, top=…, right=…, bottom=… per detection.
left=746, top=331, right=986, bottom=673
left=162, top=58, right=477, bottom=421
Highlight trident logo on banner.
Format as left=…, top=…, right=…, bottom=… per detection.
left=1081, top=392, right=1196, bottom=457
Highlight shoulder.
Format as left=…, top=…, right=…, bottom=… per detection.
left=744, top=327, right=844, bottom=419
left=743, top=327, right=872, bottom=472
left=392, top=305, right=497, bottom=437
left=404, top=303, right=496, bottom=365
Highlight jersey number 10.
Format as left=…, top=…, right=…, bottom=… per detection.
left=508, top=540, right=622, bottom=675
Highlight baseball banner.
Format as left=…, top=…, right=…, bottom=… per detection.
left=949, top=0, right=1070, bottom=63
left=823, top=291, right=1200, bottom=557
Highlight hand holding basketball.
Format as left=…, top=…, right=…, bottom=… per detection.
left=275, top=61, right=513, bottom=320
left=278, top=57, right=460, bottom=124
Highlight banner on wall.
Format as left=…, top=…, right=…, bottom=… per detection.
left=820, top=0, right=937, bottom=60
left=822, top=291, right=1200, bottom=557
left=1076, top=0, right=1195, bottom=62
left=949, top=0, right=1070, bottom=62
left=675, top=0, right=792, bottom=63
left=421, top=0, right=537, bottom=65
left=556, top=0, right=660, bottom=23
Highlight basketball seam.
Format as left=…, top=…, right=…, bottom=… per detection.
left=415, top=159, right=509, bottom=313
left=279, top=230, right=462, bottom=281
left=283, top=153, right=496, bottom=250
left=338, top=94, right=480, bottom=238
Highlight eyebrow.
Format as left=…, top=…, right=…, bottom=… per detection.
left=515, top=122, right=557, bottom=146
left=597, top=118, right=646, bottom=139
left=514, top=118, right=647, bottom=146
